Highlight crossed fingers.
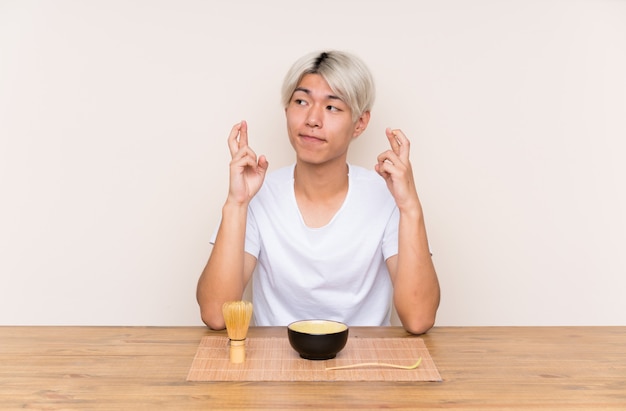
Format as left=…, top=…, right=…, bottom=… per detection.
left=227, top=120, right=249, bottom=157
left=378, top=127, right=411, bottom=168
left=386, top=127, right=410, bottom=160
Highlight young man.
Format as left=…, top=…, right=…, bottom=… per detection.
left=197, top=50, right=440, bottom=334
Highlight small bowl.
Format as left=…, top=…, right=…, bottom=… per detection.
left=287, top=319, right=349, bottom=360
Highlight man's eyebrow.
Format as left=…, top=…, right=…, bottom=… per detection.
left=293, top=87, right=342, bottom=100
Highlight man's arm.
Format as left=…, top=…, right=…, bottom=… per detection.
left=196, top=121, right=268, bottom=329
left=376, top=127, right=440, bottom=334
left=196, top=202, right=257, bottom=330
left=386, top=208, right=440, bottom=334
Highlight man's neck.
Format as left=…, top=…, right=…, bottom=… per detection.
left=293, top=160, right=349, bottom=202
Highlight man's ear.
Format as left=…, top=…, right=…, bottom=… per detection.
left=352, top=111, right=371, bottom=138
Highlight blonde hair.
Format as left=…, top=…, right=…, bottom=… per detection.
left=281, top=50, right=375, bottom=122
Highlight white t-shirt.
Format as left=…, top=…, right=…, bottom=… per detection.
left=213, top=163, right=399, bottom=326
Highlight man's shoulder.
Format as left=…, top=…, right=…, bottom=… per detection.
left=348, top=164, right=378, bottom=179
left=252, top=164, right=294, bottom=205
left=348, top=164, right=387, bottom=189
left=347, top=164, right=396, bottom=210
left=264, top=164, right=295, bottom=184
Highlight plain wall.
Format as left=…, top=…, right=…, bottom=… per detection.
left=1, top=0, right=625, bottom=326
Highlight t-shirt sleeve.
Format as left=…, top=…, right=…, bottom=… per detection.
left=244, top=207, right=261, bottom=258
left=209, top=221, right=219, bottom=245
left=208, top=208, right=261, bottom=258
left=381, top=207, right=399, bottom=260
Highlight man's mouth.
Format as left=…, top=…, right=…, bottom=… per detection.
left=299, top=133, right=325, bottom=142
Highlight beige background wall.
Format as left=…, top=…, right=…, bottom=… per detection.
left=1, top=0, right=625, bottom=326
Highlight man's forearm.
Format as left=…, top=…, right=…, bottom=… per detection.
left=393, top=208, right=440, bottom=334
left=196, top=202, right=250, bottom=329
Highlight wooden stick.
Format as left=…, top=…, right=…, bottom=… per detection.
left=326, top=358, right=422, bottom=371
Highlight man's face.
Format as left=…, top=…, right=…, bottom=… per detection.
left=285, top=73, right=367, bottom=166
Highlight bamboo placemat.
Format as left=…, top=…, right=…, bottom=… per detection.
left=187, top=336, right=442, bottom=382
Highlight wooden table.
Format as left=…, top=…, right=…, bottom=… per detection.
left=1, top=326, right=624, bottom=410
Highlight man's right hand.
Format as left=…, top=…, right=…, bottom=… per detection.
left=226, top=120, right=269, bottom=205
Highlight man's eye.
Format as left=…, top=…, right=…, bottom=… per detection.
left=327, top=105, right=340, bottom=112
left=294, top=99, right=307, bottom=106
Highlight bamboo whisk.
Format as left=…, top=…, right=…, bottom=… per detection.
left=222, top=300, right=253, bottom=364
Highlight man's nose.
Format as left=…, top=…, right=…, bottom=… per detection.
left=305, top=105, right=322, bottom=128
